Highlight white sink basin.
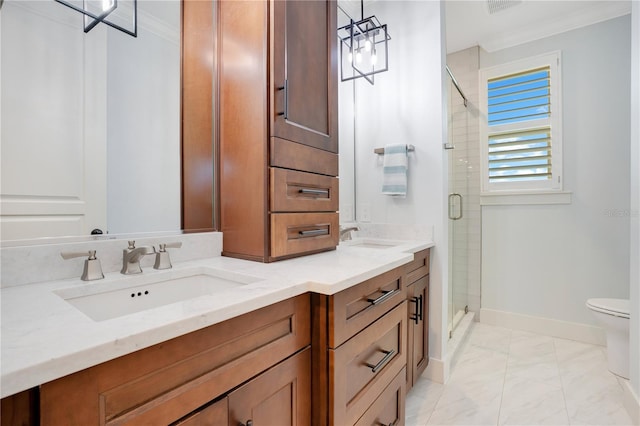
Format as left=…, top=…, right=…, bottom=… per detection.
left=54, top=266, right=262, bottom=321
left=341, top=238, right=403, bottom=249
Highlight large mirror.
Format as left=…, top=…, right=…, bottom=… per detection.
left=0, top=0, right=182, bottom=242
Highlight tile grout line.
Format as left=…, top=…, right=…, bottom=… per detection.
left=495, top=328, right=513, bottom=426
left=552, top=337, right=572, bottom=425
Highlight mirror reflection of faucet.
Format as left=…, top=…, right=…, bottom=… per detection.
left=121, top=241, right=156, bottom=275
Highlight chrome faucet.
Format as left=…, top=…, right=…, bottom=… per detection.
left=339, top=226, right=359, bottom=242
left=121, top=241, right=156, bottom=275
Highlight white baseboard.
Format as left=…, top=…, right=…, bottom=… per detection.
left=423, top=357, right=447, bottom=384
left=622, top=380, right=640, bottom=425
left=480, top=308, right=606, bottom=346
left=424, top=312, right=476, bottom=384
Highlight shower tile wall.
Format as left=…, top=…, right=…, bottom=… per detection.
left=448, top=47, right=481, bottom=316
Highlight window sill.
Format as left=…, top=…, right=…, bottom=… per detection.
left=480, top=191, right=572, bottom=206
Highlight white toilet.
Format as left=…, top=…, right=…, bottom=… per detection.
left=586, top=298, right=630, bottom=379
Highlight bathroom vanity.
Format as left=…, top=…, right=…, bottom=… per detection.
left=0, top=239, right=432, bottom=426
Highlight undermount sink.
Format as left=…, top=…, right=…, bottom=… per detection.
left=54, top=266, right=262, bottom=321
left=341, top=238, right=403, bottom=249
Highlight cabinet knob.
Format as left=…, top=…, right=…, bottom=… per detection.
left=239, top=420, right=253, bottom=426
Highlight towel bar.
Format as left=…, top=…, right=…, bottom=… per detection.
left=374, top=144, right=415, bottom=155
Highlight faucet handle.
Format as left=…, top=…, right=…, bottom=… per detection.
left=60, top=250, right=104, bottom=281
left=127, top=240, right=136, bottom=250
left=154, top=242, right=182, bottom=270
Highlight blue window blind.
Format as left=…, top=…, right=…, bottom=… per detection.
left=487, top=66, right=552, bottom=183
left=488, top=68, right=550, bottom=126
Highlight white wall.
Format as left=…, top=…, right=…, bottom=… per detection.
left=350, top=1, right=449, bottom=374
left=480, top=16, right=631, bottom=329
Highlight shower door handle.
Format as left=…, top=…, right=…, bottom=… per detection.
left=448, top=193, right=463, bottom=220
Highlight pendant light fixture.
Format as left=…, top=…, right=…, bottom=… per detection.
left=338, top=0, right=390, bottom=85
left=55, top=0, right=137, bottom=37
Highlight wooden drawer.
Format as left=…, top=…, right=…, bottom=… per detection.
left=271, top=137, right=339, bottom=176
left=40, top=295, right=310, bottom=425
left=404, top=249, right=430, bottom=283
left=354, top=368, right=406, bottom=426
left=270, top=212, right=339, bottom=259
left=270, top=168, right=338, bottom=212
left=329, top=267, right=405, bottom=348
left=329, top=302, right=407, bottom=426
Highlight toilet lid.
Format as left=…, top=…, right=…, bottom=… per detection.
left=586, top=298, right=630, bottom=318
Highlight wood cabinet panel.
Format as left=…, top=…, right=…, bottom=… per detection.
left=329, top=267, right=405, bottom=348
left=228, top=348, right=311, bottom=426
left=271, top=138, right=339, bottom=177
left=354, top=368, right=406, bottom=426
left=40, top=295, right=310, bottom=425
left=407, top=275, right=429, bottom=389
left=0, top=388, right=38, bottom=426
left=404, top=249, right=430, bottom=282
left=218, top=0, right=269, bottom=260
left=270, top=1, right=338, bottom=153
left=270, top=168, right=338, bottom=213
left=182, top=0, right=215, bottom=232
left=329, top=302, right=407, bottom=426
left=174, top=398, right=228, bottom=426
left=270, top=212, right=339, bottom=259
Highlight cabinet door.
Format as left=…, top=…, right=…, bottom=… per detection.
left=228, top=348, right=311, bottom=426
left=271, top=0, right=338, bottom=153
left=408, top=275, right=429, bottom=388
left=175, top=398, right=228, bottom=426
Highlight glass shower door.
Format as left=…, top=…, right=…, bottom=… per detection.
left=447, top=71, right=469, bottom=338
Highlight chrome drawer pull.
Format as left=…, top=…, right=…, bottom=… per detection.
left=299, top=229, right=329, bottom=237
left=366, top=349, right=396, bottom=373
left=367, top=288, right=400, bottom=306
left=298, top=188, right=329, bottom=196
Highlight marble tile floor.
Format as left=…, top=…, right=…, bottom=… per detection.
left=406, top=322, right=635, bottom=425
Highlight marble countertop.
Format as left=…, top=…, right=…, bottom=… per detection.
left=1, top=238, right=433, bottom=398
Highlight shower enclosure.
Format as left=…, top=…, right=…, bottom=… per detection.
left=446, top=65, right=471, bottom=337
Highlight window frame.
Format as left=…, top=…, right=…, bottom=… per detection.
left=479, top=51, right=563, bottom=194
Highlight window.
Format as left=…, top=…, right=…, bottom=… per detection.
left=479, top=52, right=562, bottom=194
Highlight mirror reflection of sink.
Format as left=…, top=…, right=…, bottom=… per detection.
left=341, top=238, right=403, bottom=249
left=54, top=267, right=262, bottom=321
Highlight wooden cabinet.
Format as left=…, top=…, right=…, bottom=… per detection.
left=200, top=0, right=340, bottom=262
left=39, top=295, right=310, bottom=426
left=229, top=348, right=311, bottom=426
left=405, top=249, right=430, bottom=390
left=312, top=266, right=407, bottom=426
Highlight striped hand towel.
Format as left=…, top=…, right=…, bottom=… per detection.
left=382, top=144, right=408, bottom=196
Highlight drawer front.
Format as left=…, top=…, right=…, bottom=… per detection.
left=41, top=295, right=310, bottom=426
left=329, top=267, right=405, bottom=348
left=329, top=302, right=407, bottom=426
left=270, top=168, right=338, bottom=212
left=270, top=212, right=339, bottom=259
left=354, top=368, right=406, bottom=426
left=404, top=249, right=430, bottom=283
left=271, top=137, right=339, bottom=176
